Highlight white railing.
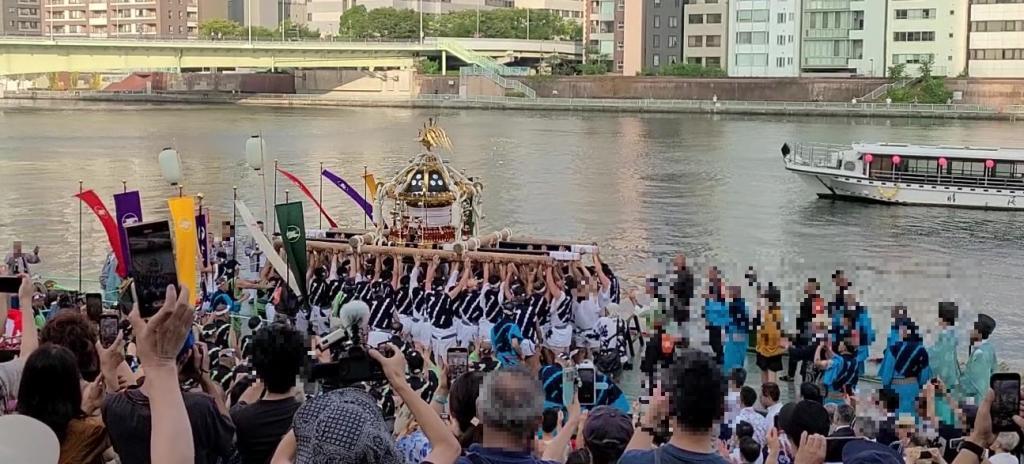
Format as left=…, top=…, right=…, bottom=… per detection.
left=785, top=142, right=848, bottom=169
left=459, top=66, right=537, bottom=98
left=859, top=77, right=917, bottom=101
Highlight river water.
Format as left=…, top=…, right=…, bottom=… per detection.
left=2, top=101, right=1024, bottom=371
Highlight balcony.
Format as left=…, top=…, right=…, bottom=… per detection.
left=804, top=28, right=850, bottom=39
left=802, top=56, right=850, bottom=67
left=18, top=0, right=40, bottom=5
left=88, top=2, right=105, bottom=9
left=88, top=16, right=107, bottom=25
left=804, top=0, right=850, bottom=11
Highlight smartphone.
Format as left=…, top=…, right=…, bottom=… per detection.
left=126, top=220, right=178, bottom=318
left=99, top=313, right=120, bottom=348
left=991, top=373, right=1021, bottom=433
left=447, top=347, right=469, bottom=381
left=577, top=364, right=597, bottom=405
left=561, top=366, right=577, bottom=407
left=85, top=293, right=103, bottom=313
left=0, top=276, right=21, bottom=294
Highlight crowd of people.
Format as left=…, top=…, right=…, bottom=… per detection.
left=0, top=239, right=1021, bottom=464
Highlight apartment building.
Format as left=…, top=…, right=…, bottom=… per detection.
left=967, top=0, right=1024, bottom=77
left=2, top=0, right=42, bottom=35
left=728, top=0, right=802, bottom=76
left=585, top=0, right=622, bottom=70
left=643, top=0, right=684, bottom=72
left=683, top=0, right=727, bottom=69
left=42, top=0, right=197, bottom=37
left=884, top=0, right=966, bottom=77
left=800, top=0, right=884, bottom=76
left=310, top=0, right=513, bottom=37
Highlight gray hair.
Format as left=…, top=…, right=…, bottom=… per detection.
left=995, top=432, right=1020, bottom=452
left=834, top=404, right=856, bottom=426
left=476, top=368, right=544, bottom=440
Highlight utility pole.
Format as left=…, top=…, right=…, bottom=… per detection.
left=247, top=0, right=252, bottom=43
left=476, top=6, right=480, bottom=37
left=418, top=0, right=423, bottom=43
left=526, top=8, right=530, bottom=40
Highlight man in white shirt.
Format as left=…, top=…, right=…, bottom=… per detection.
left=761, top=382, right=783, bottom=428
left=733, top=386, right=769, bottom=446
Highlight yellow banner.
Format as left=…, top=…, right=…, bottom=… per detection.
left=363, top=173, right=378, bottom=200
left=167, top=197, right=198, bottom=303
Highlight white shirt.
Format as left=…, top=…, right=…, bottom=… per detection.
left=989, top=453, right=1018, bottom=464
left=596, top=316, right=621, bottom=352
left=573, top=295, right=600, bottom=331
left=734, top=406, right=770, bottom=447
left=764, top=402, right=783, bottom=429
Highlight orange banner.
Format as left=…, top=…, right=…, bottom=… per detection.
left=167, top=197, right=198, bottom=302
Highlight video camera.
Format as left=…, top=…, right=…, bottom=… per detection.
left=309, top=301, right=390, bottom=389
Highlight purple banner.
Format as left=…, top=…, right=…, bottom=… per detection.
left=112, top=191, right=143, bottom=274
left=322, top=169, right=373, bottom=220
left=196, top=212, right=210, bottom=267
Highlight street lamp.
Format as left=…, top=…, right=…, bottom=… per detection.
left=869, top=58, right=874, bottom=77
left=247, top=0, right=252, bottom=43
left=418, top=0, right=423, bottom=43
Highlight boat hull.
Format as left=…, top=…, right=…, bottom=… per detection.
left=788, top=168, right=1024, bottom=210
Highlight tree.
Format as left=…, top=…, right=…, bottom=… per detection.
left=200, top=19, right=244, bottom=39
left=276, top=20, right=320, bottom=39
left=338, top=6, right=581, bottom=40
left=887, top=63, right=906, bottom=82
left=648, top=62, right=727, bottom=77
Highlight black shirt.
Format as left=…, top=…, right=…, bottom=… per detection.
left=480, top=285, right=502, bottom=324
left=230, top=397, right=302, bottom=464
left=102, top=387, right=235, bottom=464
left=552, top=292, right=574, bottom=326
left=515, top=296, right=544, bottom=341
left=457, top=289, right=483, bottom=324
left=367, top=283, right=397, bottom=330
left=202, top=319, right=231, bottom=350
left=427, top=291, right=456, bottom=330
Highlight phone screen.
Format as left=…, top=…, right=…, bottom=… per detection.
left=85, top=293, right=103, bottom=313
left=100, top=315, right=119, bottom=348
left=578, top=367, right=596, bottom=405
left=562, top=366, right=577, bottom=407
left=0, top=276, right=21, bottom=294
left=126, top=220, right=178, bottom=318
left=992, top=373, right=1021, bottom=433
left=447, top=348, right=468, bottom=381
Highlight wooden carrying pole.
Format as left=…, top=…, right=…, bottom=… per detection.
left=287, top=240, right=558, bottom=265
left=452, top=228, right=512, bottom=254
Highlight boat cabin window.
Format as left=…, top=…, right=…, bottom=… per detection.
left=948, top=160, right=986, bottom=177
left=903, top=158, right=938, bottom=174
left=993, top=162, right=1024, bottom=178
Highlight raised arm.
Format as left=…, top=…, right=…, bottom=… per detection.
left=593, top=253, right=611, bottom=293
left=328, top=253, right=339, bottom=281
left=445, top=260, right=460, bottom=290
left=409, top=256, right=423, bottom=295
left=391, top=254, right=401, bottom=290
left=425, top=256, right=439, bottom=289
left=545, top=265, right=563, bottom=301
left=448, top=259, right=472, bottom=299
left=373, top=253, right=383, bottom=282
left=17, top=274, right=38, bottom=358
left=502, top=264, right=517, bottom=301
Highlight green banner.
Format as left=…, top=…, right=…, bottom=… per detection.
left=275, top=201, right=308, bottom=298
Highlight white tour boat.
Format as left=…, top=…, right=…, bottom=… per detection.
left=782, top=142, right=1024, bottom=210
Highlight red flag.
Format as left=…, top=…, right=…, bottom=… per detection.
left=75, top=189, right=127, bottom=278
left=275, top=166, right=339, bottom=228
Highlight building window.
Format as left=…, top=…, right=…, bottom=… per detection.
left=736, top=31, right=767, bottom=44
left=970, top=49, right=1024, bottom=60
left=669, top=55, right=678, bottom=64
left=688, top=57, right=702, bottom=65
left=895, top=8, right=936, bottom=19
left=788, top=35, right=793, bottom=43
left=668, top=35, right=678, bottom=47
left=669, top=16, right=678, bottom=28
left=653, top=34, right=661, bottom=47
left=736, top=9, right=769, bottom=22
left=777, top=35, right=784, bottom=45
left=688, top=14, right=703, bottom=24
left=617, top=40, right=624, bottom=50
left=777, top=12, right=785, bottom=23
left=705, top=35, right=721, bottom=47
left=788, top=12, right=794, bottom=20
left=653, top=54, right=661, bottom=66
left=168, top=24, right=173, bottom=32
left=617, top=0, right=624, bottom=10
left=706, top=13, right=721, bottom=23
left=735, top=53, right=768, bottom=66
left=971, top=20, right=1024, bottom=32
left=654, top=15, right=660, bottom=27
left=688, top=35, right=702, bottom=47
left=777, top=57, right=785, bottom=67
left=706, top=56, right=721, bottom=67
left=893, top=31, right=935, bottom=41
left=787, top=57, right=793, bottom=65
left=892, top=53, right=935, bottom=64
left=617, top=21, right=624, bottom=30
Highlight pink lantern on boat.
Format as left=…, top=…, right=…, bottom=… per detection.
left=892, top=155, right=902, bottom=165
left=938, top=157, right=948, bottom=168
left=864, top=154, right=874, bottom=163
left=985, top=159, right=995, bottom=169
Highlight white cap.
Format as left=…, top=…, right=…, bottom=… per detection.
left=0, top=415, right=60, bottom=464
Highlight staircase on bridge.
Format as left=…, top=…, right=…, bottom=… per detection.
left=437, top=38, right=536, bottom=98
left=859, top=77, right=920, bottom=102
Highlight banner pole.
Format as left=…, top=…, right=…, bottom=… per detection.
left=121, top=179, right=127, bottom=193
left=78, top=180, right=83, bottom=292
left=272, top=159, right=279, bottom=232
left=232, top=186, right=238, bottom=261
left=363, top=165, right=368, bottom=229
left=318, top=162, right=324, bottom=230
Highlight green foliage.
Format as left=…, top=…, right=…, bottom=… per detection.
left=199, top=19, right=320, bottom=40
left=578, top=61, right=609, bottom=75
left=887, top=63, right=906, bottom=82
left=506, top=90, right=527, bottom=97
left=647, top=63, right=727, bottom=77
left=885, top=59, right=952, bottom=104
left=418, top=58, right=442, bottom=75
left=338, top=6, right=581, bottom=40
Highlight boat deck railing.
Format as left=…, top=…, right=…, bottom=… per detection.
left=868, top=170, right=1024, bottom=190
left=787, top=142, right=848, bottom=170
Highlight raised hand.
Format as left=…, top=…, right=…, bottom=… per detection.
left=128, top=284, right=195, bottom=370
left=794, top=432, right=826, bottom=464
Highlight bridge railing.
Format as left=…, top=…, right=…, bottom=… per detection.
left=459, top=66, right=536, bottom=99
left=436, top=38, right=529, bottom=76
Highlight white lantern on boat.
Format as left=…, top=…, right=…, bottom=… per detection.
left=158, top=147, right=183, bottom=186
left=245, top=135, right=266, bottom=171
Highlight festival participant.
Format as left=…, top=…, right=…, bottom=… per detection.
left=734, top=386, right=769, bottom=446
left=492, top=300, right=525, bottom=368
left=103, top=288, right=235, bottom=464
left=477, top=262, right=504, bottom=348
left=927, top=302, right=960, bottom=391
left=271, top=343, right=461, bottom=464
left=39, top=310, right=101, bottom=382
left=814, top=338, right=859, bottom=406
left=515, top=265, right=547, bottom=369
left=878, top=319, right=932, bottom=416
left=885, top=305, right=912, bottom=351
left=407, top=256, right=432, bottom=351
left=428, top=257, right=471, bottom=367
left=367, top=253, right=402, bottom=347
left=454, top=262, right=483, bottom=349
left=622, top=349, right=729, bottom=464
left=16, top=344, right=108, bottom=464
left=723, top=286, right=750, bottom=374
left=761, top=382, right=783, bottom=427
left=669, top=254, right=694, bottom=324
left=755, top=284, right=785, bottom=384
left=829, top=286, right=875, bottom=378
left=825, top=404, right=859, bottom=462
left=772, top=400, right=830, bottom=464
left=703, top=267, right=727, bottom=365
left=544, top=264, right=574, bottom=355
left=571, top=261, right=602, bottom=354
left=958, top=313, right=997, bottom=405
left=230, top=322, right=306, bottom=464
left=594, top=302, right=629, bottom=380
left=782, top=279, right=823, bottom=383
